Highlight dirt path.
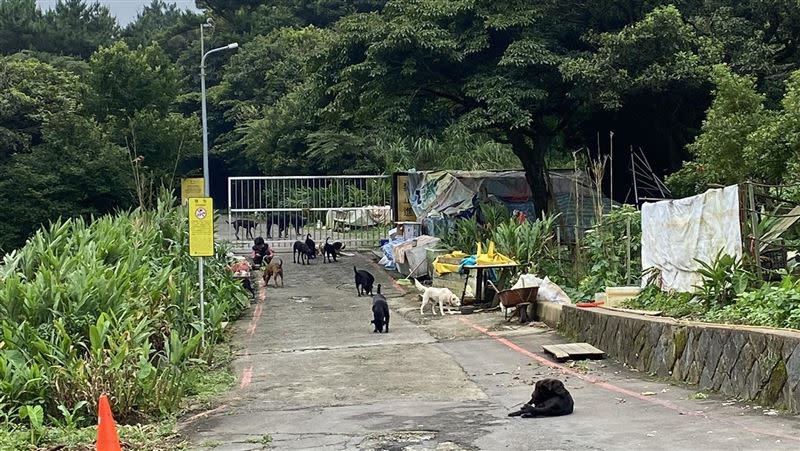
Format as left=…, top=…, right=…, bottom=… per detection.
left=181, top=253, right=800, bottom=450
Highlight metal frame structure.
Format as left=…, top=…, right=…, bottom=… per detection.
left=225, top=175, right=392, bottom=251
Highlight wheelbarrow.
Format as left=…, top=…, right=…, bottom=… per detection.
left=487, top=280, right=539, bottom=323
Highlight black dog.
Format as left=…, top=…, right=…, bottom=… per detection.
left=266, top=212, right=307, bottom=238
left=293, top=240, right=314, bottom=265
left=371, top=284, right=389, bottom=333
left=508, top=378, right=574, bottom=418
left=305, top=234, right=317, bottom=259
left=322, top=237, right=338, bottom=263
left=226, top=219, right=257, bottom=240
left=241, top=277, right=255, bottom=298
left=354, top=266, right=375, bottom=297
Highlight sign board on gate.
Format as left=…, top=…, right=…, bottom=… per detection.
left=189, top=197, right=214, bottom=257
left=392, top=172, right=416, bottom=222
left=181, top=178, right=205, bottom=205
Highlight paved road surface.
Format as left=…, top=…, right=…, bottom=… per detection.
left=182, top=253, right=800, bottom=450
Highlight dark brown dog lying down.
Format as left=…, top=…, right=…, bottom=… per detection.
left=509, top=378, right=574, bottom=418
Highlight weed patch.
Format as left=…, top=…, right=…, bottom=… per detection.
left=0, top=192, right=248, bottom=447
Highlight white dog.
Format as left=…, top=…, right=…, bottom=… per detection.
left=414, top=279, right=461, bottom=316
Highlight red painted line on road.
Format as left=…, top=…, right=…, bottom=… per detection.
left=459, top=316, right=800, bottom=443
left=246, top=303, right=263, bottom=336
left=239, top=366, right=253, bottom=389
left=241, top=275, right=266, bottom=388
left=245, top=276, right=266, bottom=336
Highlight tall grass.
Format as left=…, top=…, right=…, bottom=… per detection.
left=0, top=192, right=246, bottom=432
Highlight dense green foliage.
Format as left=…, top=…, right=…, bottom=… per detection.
left=0, top=194, right=246, bottom=439
left=493, top=213, right=564, bottom=283
left=0, top=11, right=199, bottom=250
left=577, top=206, right=642, bottom=298
left=668, top=66, right=800, bottom=196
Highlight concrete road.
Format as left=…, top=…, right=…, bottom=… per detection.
left=181, top=254, right=800, bottom=450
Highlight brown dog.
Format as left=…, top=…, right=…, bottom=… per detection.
left=263, top=257, right=284, bottom=288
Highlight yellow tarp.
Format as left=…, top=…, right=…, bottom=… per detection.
left=432, top=242, right=516, bottom=275
left=476, top=241, right=516, bottom=266
left=433, top=250, right=468, bottom=275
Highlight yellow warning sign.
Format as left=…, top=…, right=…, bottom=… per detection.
left=181, top=178, right=205, bottom=205
left=189, top=197, right=214, bottom=257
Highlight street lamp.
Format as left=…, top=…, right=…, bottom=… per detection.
left=197, top=29, right=238, bottom=347
left=200, top=41, right=238, bottom=197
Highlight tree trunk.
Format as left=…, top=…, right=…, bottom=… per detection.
left=510, top=132, right=551, bottom=217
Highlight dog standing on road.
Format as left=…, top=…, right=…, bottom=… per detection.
left=354, top=266, right=375, bottom=296
left=322, top=237, right=338, bottom=263
left=414, top=279, right=461, bottom=315
left=371, top=284, right=390, bottom=333
left=226, top=219, right=258, bottom=240
left=508, top=378, right=574, bottom=418
left=266, top=213, right=306, bottom=238
left=305, top=234, right=317, bottom=259
left=263, top=257, right=284, bottom=288
left=293, top=240, right=314, bottom=265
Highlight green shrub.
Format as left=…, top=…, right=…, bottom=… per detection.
left=0, top=192, right=246, bottom=427
left=440, top=201, right=510, bottom=254
left=440, top=215, right=487, bottom=254
left=263, top=178, right=390, bottom=209
left=693, top=251, right=754, bottom=308
left=577, top=206, right=641, bottom=297
left=623, top=284, right=702, bottom=318
left=493, top=214, right=562, bottom=279
left=704, top=276, right=800, bottom=329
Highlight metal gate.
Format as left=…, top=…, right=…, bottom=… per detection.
left=225, top=176, right=392, bottom=251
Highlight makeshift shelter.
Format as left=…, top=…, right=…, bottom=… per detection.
left=406, top=170, right=534, bottom=219
left=401, top=169, right=612, bottom=242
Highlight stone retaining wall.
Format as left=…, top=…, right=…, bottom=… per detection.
left=559, top=305, right=800, bottom=413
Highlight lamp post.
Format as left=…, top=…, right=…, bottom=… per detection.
left=200, top=41, right=238, bottom=197
left=198, top=31, right=238, bottom=347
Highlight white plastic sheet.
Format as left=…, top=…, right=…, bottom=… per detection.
left=324, top=206, right=391, bottom=229
left=641, top=185, right=742, bottom=292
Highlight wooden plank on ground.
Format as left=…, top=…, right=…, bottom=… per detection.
left=542, top=343, right=605, bottom=361
left=541, top=344, right=570, bottom=360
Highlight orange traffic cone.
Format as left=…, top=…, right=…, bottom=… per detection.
left=96, top=394, right=122, bottom=451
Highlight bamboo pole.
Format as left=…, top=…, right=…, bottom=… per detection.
left=625, top=215, right=632, bottom=284
left=748, top=182, right=763, bottom=279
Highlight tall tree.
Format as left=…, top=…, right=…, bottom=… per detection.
left=41, top=0, right=118, bottom=58
left=0, top=57, right=132, bottom=250
left=88, top=41, right=180, bottom=120
left=0, top=0, right=43, bottom=54
left=87, top=41, right=199, bottom=195
left=124, top=0, right=187, bottom=48
left=667, top=66, right=800, bottom=196
left=216, top=27, right=331, bottom=174
left=0, top=57, right=85, bottom=160
left=305, top=1, right=716, bottom=213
